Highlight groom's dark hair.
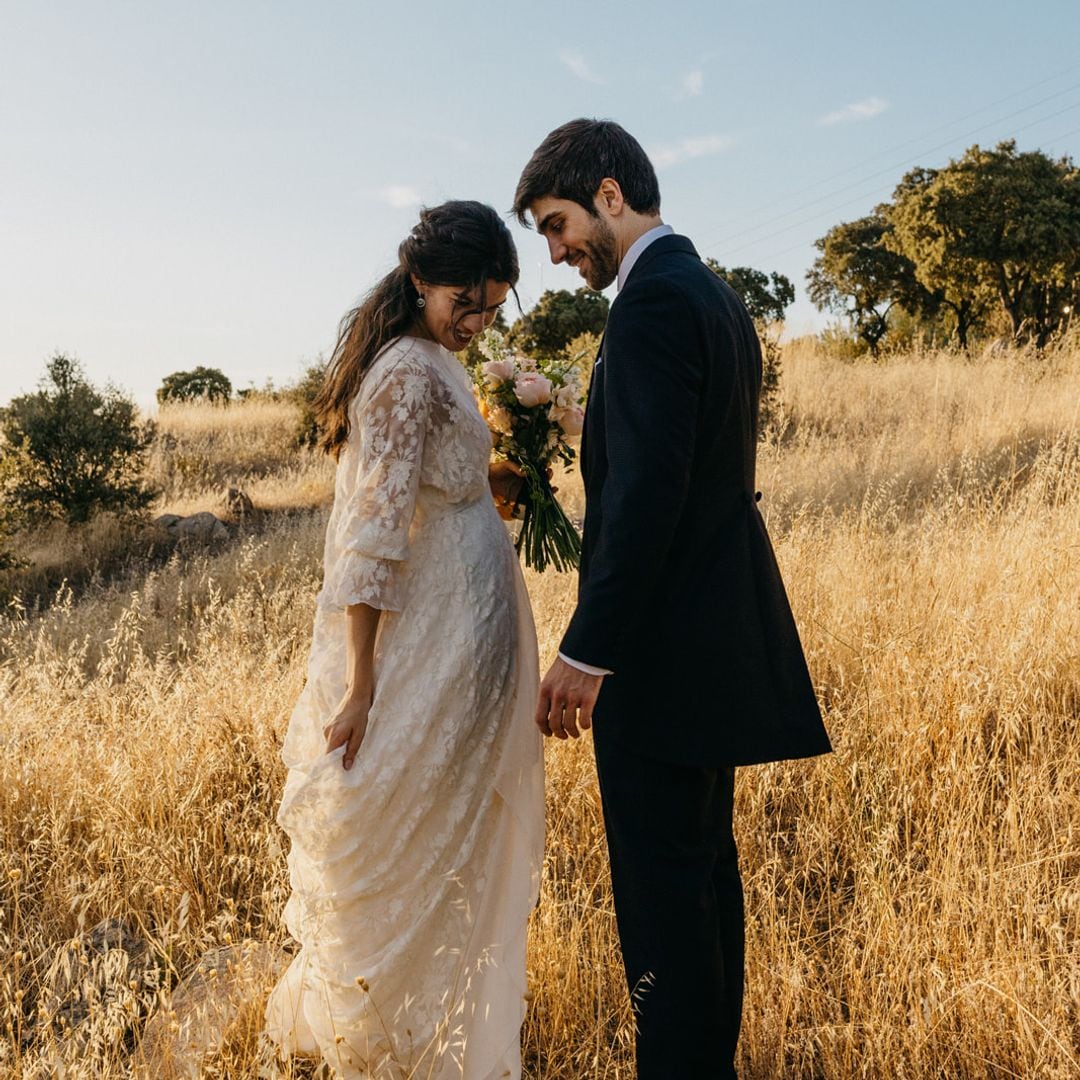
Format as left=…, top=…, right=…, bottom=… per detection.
left=512, top=118, right=661, bottom=226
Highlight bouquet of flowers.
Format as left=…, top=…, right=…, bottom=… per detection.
left=472, top=328, right=585, bottom=572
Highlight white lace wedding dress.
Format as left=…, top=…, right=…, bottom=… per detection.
left=264, top=335, right=545, bottom=1079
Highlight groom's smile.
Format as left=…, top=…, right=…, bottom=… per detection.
left=530, top=194, right=621, bottom=292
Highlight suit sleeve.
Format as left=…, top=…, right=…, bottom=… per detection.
left=559, top=280, right=703, bottom=670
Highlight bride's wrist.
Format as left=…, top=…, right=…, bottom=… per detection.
left=344, top=682, right=373, bottom=704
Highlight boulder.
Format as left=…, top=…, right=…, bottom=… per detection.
left=39, top=918, right=162, bottom=1057
left=138, top=941, right=291, bottom=1077
left=153, top=511, right=230, bottom=542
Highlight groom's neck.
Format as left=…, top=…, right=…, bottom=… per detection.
left=615, top=213, right=665, bottom=264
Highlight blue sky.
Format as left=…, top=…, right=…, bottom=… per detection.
left=2, top=1, right=1078, bottom=409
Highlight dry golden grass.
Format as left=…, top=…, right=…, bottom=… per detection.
left=150, top=398, right=335, bottom=515
left=1, top=343, right=1077, bottom=1078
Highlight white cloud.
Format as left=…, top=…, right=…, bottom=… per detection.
left=649, top=134, right=733, bottom=169
left=559, top=49, right=604, bottom=85
left=377, top=185, right=422, bottom=209
left=678, top=69, right=704, bottom=98
left=817, top=96, right=890, bottom=126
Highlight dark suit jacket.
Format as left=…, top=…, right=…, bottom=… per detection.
left=560, top=233, right=832, bottom=767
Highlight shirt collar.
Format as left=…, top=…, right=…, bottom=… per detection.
left=617, top=223, right=674, bottom=291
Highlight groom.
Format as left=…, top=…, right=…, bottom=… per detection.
left=514, top=119, right=831, bottom=1078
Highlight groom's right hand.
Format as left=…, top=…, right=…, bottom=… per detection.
left=535, top=657, right=604, bottom=739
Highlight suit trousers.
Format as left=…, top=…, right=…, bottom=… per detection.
left=593, top=728, right=744, bottom=1079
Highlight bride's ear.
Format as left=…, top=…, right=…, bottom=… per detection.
left=410, top=273, right=425, bottom=292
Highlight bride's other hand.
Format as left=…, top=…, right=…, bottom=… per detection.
left=489, top=460, right=525, bottom=520
left=326, top=602, right=381, bottom=769
left=323, top=691, right=372, bottom=770
left=489, top=461, right=558, bottom=520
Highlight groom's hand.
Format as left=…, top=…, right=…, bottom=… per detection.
left=535, top=657, right=604, bottom=739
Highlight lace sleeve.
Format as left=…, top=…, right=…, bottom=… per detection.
left=318, top=352, right=432, bottom=613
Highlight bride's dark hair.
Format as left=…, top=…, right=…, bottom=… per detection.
left=314, top=200, right=520, bottom=459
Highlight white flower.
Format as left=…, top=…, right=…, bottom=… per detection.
left=489, top=407, right=514, bottom=435
left=477, top=330, right=508, bottom=363
left=554, top=384, right=578, bottom=409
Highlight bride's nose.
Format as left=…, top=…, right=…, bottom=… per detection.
left=461, top=311, right=486, bottom=334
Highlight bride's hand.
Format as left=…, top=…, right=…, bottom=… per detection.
left=489, top=461, right=557, bottom=520
left=323, top=691, right=372, bottom=770
left=489, top=460, right=525, bottom=519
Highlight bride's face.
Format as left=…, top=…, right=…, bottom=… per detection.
left=412, top=279, right=512, bottom=352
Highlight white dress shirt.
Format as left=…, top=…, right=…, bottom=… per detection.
left=558, top=223, right=674, bottom=678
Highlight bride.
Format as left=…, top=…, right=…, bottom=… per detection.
left=264, top=201, right=545, bottom=1078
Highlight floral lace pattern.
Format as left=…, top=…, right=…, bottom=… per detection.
left=266, top=337, right=545, bottom=1079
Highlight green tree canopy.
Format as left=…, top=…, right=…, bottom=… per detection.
left=807, top=211, right=935, bottom=355
left=884, top=166, right=994, bottom=348
left=705, top=261, right=795, bottom=324
left=885, top=141, right=1080, bottom=348
left=511, top=288, right=610, bottom=361
left=1, top=354, right=156, bottom=524
left=157, top=365, right=233, bottom=405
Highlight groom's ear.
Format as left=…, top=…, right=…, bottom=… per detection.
left=595, top=178, right=625, bottom=217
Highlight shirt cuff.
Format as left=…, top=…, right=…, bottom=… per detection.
left=558, top=651, right=613, bottom=677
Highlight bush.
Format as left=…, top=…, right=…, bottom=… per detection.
left=285, top=361, right=327, bottom=448
left=157, top=366, right=233, bottom=405
left=0, top=354, right=157, bottom=525
left=0, top=478, right=19, bottom=570
left=510, top=288, right=609, bottom=362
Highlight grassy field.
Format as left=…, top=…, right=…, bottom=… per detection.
left=1, top=340, right=1078, bottom=1078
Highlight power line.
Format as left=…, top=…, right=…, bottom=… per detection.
left=708, top=96, right=1080, bottom=262
left=751, top=120, right=1080, bottom=270
left=701, top=64, right=1080, bottom=238
left=699, top=76, right=1080, bottom=256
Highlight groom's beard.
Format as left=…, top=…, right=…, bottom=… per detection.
left=580, top=216, right=619, bottom=291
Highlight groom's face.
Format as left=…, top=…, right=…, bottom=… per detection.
left=531, top=195, right=619, bottom=292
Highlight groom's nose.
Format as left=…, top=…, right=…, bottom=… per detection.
left=546, top=236, right=568, bottom=264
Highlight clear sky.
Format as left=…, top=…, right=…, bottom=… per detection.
left=2, top=1, right=1078, bottom=409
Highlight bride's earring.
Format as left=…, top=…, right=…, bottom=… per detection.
left=416, top=295, right=426, bottom=309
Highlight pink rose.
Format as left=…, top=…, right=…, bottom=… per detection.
left=557, top=405, right=584, bottom=436
left=513, top=371, right=552, bottom=408
left=481, top=358, right=515, bottom=388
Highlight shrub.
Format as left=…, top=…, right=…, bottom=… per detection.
left=157, top=366, right=233, bottom=405
left=0, top=354, right=157, bottom=525
left=285, top=361, right=327, bottom=448
left=510, top=288, right=609, bottom=362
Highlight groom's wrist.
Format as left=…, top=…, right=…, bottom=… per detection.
left=558, top=651, right=613, bottom=677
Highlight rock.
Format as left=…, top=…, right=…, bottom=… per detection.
left=153, top=511, right=230, bottom=542
left=40, top=918, right=163, bottom=1058
left=137, top=941, right=291, bottom=1077
left=224, top=487, right=255, bottom=520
